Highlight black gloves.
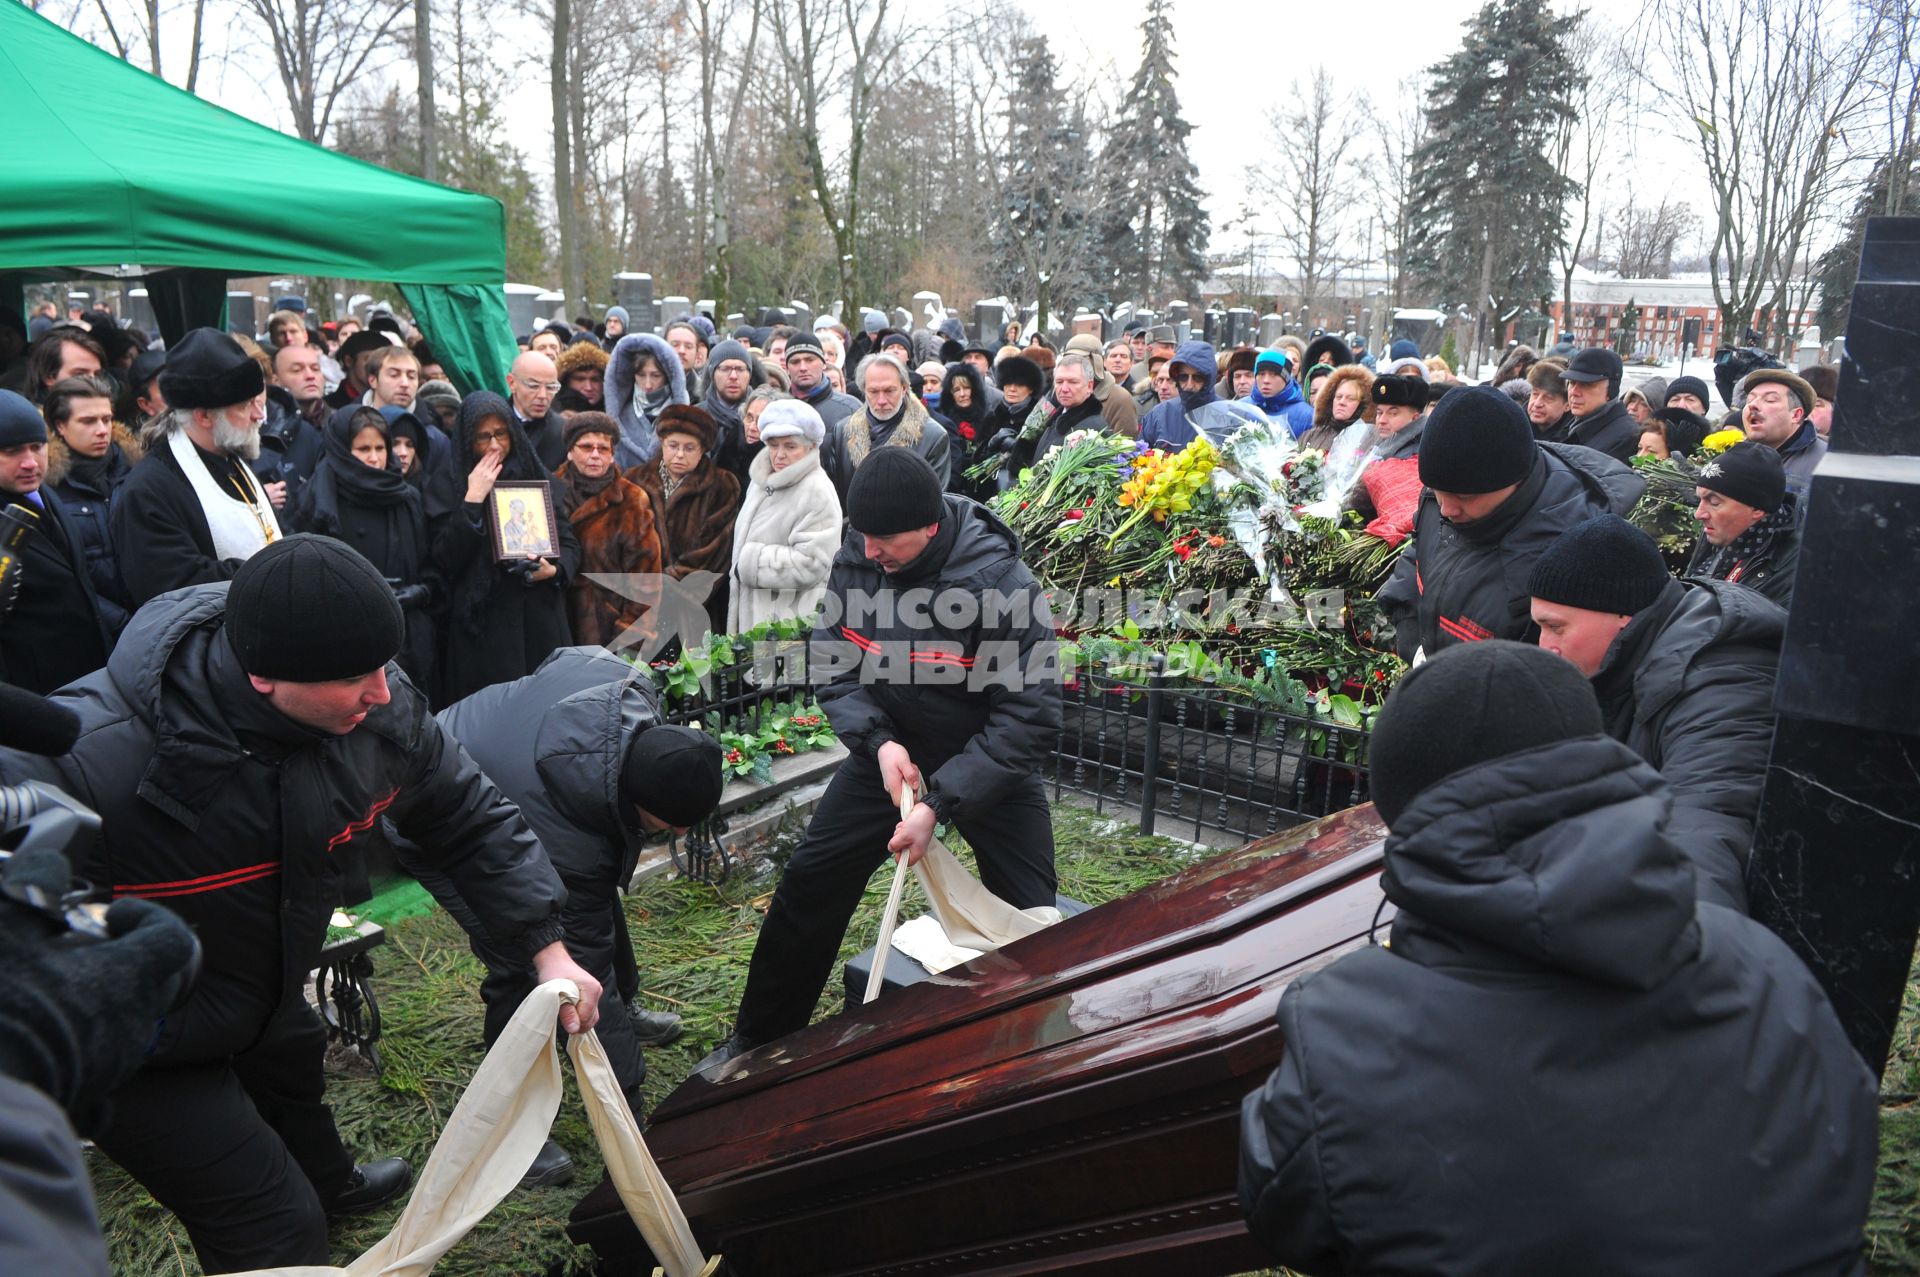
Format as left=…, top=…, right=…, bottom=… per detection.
left=0, top=845, right=199, bottom=1132
left=391, top=583, right=432, bottom=611
left=987, top=428, right=1017, bottom=455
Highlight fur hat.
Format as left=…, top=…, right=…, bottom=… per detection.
left=1220, top=348, right=1258, bottom=379
left=1371, top=374, right=1429, bottom=410
left=1024, top=344, right=1056, bottom=373
left=1303, top=333, right=1355, bottom=370
left=757, top=399, right=826, bottom=447
left=1528, top=358, right=1570, bottom=398
left=555, top=341, right=609, bottom=380
left=997, top=355, right=1045, bottom=397
left=654, top=404, right=716, bottom=451
left=159, top=328, right=266, bottom=410
left=563, top=410, right=621, bottom=454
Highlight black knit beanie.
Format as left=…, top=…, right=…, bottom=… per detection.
left=847, top=448, right=946, bottom=535
left=0, top=389, right=48, bottom=447
left=226, top=535, right=404, bottom=681
left=1694, top=440, right=1786, bottom=514
left=620, top=725, right=725, bottom=827
left=1368, top=640, right=1604, bottom=829
left=1526, top=515, right=1671, bottom=616
left=1418, top=384, right=1538, bottom=494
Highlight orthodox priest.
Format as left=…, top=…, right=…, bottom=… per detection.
left=111, top=328, right=284, bottom=606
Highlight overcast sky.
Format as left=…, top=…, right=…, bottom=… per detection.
left=159, top=0, right=1706, bottom=279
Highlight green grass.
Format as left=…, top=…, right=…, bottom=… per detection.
left=94, top=804, right=1212, bottom=1277
left=93, top=804, right=1920, bottom=1276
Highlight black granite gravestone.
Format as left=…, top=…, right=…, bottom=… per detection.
left=1747, top=216, right=1920, bottom=1076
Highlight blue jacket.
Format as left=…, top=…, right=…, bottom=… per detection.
left=1141, top=340, right=1218, bottom=449
left=1246, top=379, right=1315, bottom=439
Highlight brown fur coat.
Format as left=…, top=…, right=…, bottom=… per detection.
left=630, top=457, right=742, bottom=636
left=555, top=461, right=663, bottom=648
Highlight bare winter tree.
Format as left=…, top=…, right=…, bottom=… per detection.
left=72, top=0, right=213, bottom=90
left=1610, top=198, right=1699, bottom=278
left=1362, top=93, right=1427, bottom=312
left=240, top=0, right=411, bottom=143
left=769, top=0, right=914, bottom=311
left=692, top=0, right=763, bottom=313
left=1649, top=0, right=1892, bottom=350
left=1255, top=67, right=1356, bottom=325
left=1551, top=16, right=1637, bottom=328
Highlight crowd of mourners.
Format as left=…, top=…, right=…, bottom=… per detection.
left=0, top=289, right=1877, bottom=1277
left=0, top=298, right=1828, bottom=707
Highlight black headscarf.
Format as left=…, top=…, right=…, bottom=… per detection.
left=447, top=390, right=553, bottom=636
left=295, top=405, right=428, bottom=581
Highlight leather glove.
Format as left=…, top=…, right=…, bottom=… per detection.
left=987, top=428, right=1017, bottom=455
left=0, top=845, right=200, bottom=1133
left=392, top=583, right=432, bottom=611
left=0, top=502, right=39, bottom=626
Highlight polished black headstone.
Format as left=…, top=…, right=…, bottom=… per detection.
left=1747, top=216, right=1920, bottom=1076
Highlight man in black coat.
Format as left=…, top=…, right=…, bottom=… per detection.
left=1375, top=385, right=1644, bottom=659
left=1685, top=439, right=1802, bottom=605
left=0, top=536, right=601, bottom=1274
left=1528, top=515, right=1783, bottom=911
left=111, top=328, right=286, bottom=607
left=426, top=645, right=722, bottom=1186
left=1560, top=346, right=1639, bottom=461
left=702, top=450, right=1062, bottom=1067
left=0, top=389, right=113, bottom=692
left=1238, top=641, right=1877, bottom=1276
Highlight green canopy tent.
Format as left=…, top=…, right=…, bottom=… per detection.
left=0, top=0, right=518, bottom=395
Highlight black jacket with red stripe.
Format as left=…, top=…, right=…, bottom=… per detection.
left=7, top=583, right=567, bottom=1065
left=1376, top=443, right=1645, bottom=660
left=808, top=494, right=1060, bottom=823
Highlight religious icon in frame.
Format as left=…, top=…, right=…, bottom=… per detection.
left=488, top=481, right=559, bottom=561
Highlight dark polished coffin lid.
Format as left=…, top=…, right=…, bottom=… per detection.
left=570, top=804, right=1389, bottom=1276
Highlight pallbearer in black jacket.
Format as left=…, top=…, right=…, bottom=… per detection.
left=0, top=536, right=598, bottom=1276
left=702, top=449, right=1062, bottom=1068
left=1239, top=642, right=1876, bottom=1277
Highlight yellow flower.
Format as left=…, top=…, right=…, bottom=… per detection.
left=1701, top=428, right=1745, bottom=455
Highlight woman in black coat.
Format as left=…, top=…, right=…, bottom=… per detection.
left=431, top=391, right=580, bottom=704
left=292, top=405, right=439, bottom=695
left=939, top=361, right=1006, bottom=501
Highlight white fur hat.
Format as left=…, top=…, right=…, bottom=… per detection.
left=757, top=398, right=825, bottom=447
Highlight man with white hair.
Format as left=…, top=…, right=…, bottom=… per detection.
left=111, top=328, right=284, bottom=606
left=819, top=353, right=950, bottom=503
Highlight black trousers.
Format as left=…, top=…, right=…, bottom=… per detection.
left=93, top=1001, right=351, bottom=1273
left=735, top=756, right=1056, bottom=1044
left=421, top=869, right=647, bottom=1106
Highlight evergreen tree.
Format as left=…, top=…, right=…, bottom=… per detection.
left=1813, top=148, right=1919, bottom=337
left=1097, top=0, right=1209, bottom=305
left=990, top=37, right=1107, bottom=324
left=1406, top=0, right=1579, bottom=357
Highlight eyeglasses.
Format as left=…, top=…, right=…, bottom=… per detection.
left=515, top=379, right=560, bottom=394
left=1175, top=373, right=1208, bottom=388
left=473, top=428, right=511, bottom=445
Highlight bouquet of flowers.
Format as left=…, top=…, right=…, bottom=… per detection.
left=1110, top=436, right=1219, bottom=545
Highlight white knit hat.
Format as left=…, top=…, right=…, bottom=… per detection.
left=756, top=398, right=825, bottom=447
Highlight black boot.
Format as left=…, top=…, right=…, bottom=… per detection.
left=520, top=1138, right=575, bottom=1189
left=328, top=1157, right=412, bottom=1216
left=693, top=1032, right=759, bottom=1076
left=628, top=1006, right=685, bottom=1047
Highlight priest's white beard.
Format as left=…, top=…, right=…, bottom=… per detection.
left=210, top=406, right=262, bottom=461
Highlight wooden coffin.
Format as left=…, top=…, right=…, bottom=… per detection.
left=569, top=803, right=1389, bottom=1276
